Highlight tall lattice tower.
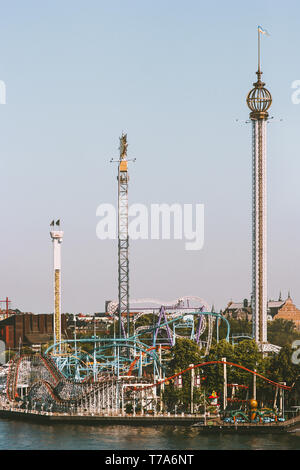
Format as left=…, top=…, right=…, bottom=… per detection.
left=118, top=133, right=130, bottom=339
left=246, top=28, right=272, bottom=345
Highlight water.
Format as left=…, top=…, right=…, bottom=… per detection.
left=0, top=419, right=300, bottom=450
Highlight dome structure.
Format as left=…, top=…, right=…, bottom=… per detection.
left=246, top=71, right=272, bottom=119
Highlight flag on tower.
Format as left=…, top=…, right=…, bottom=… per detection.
left=258, top=25, right=270, bottom=36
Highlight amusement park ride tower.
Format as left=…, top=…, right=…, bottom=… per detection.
left=50, top=220, right=64, bottom=352
left=111, top=134, right=135, bottom=340
left=246, top=28, right=272, bottom=347
left=118, top=134, right=130, bottom=339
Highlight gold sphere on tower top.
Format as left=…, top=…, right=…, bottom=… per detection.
left=246, top=70, right=272, bottom=120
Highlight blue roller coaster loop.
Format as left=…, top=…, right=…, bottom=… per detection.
left=129, top=311, right=230, bottom=345
left=46, top=311, right=229, bottom=354
left=45, top=311, right=230, bottom=379
left=45, top=337, right=165, bottom=378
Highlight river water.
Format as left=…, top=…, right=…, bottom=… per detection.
left=0, top=420, right=300, bottom=450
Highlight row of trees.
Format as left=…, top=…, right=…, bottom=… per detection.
left=162, top=336, right=300, bottom=413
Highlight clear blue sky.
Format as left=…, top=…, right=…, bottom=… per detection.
left=0, top=0, right=299, bottom=313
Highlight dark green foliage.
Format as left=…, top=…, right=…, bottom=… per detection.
left=162, top=326, right=300, bottom=412
left=267, top=319, right=300, bottom=347
left=268, top=344, right=300, bottom=385
left=162, top=338, right=205, bottom=412
left=168, top=337, right=203, bottom=372
left=218, top=319, right=252, bottom=339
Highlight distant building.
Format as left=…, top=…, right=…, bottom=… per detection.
left=223, top=294, right=300, bottom=330
left=274, top=294, right=300, bottom=330
left=0, top=313, right=69, bottom=350
left=222, top=299, right=252, bottom=321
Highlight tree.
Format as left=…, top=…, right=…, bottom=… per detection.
left=204, top=340, right=234, bottom=395
left=168, top=337, right=203, bottom=373
left=269, top=345, right=299, bottom=384
left=162, top=338, right=203, bottom=412
left=267, top=319, right=300, bottom=347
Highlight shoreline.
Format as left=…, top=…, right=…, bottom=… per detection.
left=0, top=408, right=297, bottom=433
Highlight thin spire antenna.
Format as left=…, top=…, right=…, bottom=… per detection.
left=257, top=26, right=270, bottom=75
left=258, top=26, right=261, bottom=72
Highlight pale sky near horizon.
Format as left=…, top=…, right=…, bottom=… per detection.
left=0, top=0, right=299, bottom=314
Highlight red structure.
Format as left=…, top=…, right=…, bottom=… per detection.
left=0, top=297, right=11, bottom=317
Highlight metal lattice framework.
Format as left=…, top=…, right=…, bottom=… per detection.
left=46, top=337, right=165, bottom=381
left=246, top=31, right=272, bottom=345
left=103, top=297, right=229, bottom=370
left=111, top=133, right=137, bottom=340
left=6, top=353, right=292, bottom=415
left=118, top=134, right=129, bottom=339
left=40, top=307, right=229, bottom=384
left=6, top=354, right=65, bottom=401
left=251, top=118, right=268, bottom=343
left=6, top=353, right=158, bottom=414
left=246, top=72, right=272, bottom=117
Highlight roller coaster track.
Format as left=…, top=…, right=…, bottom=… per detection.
left=42, top=312, right=229, bottom=381
left=127, top=346, right=156, bottom=376
left=6, top=354, right=64, bottom=401
left=45, top=312, right=225, bottom=378
left=6, top=353, right=294, bottom=414
left=130, top=297, right=210, bottom=311
left=205, top=316, right=215, bottom=354
left=10, top=357, right=155, bottom=413
left=7, top=353, right=112, bottom=409
left=107, top=296, right=211, bottom=319
left=131, top=311, right=229, bottom=346
left=28, top=380, right=65, bottom=406
left=136, top=360, right=293, bottom=391
left=26, top=375, right=121, bottom=410
left=134, top=318, right=207, bottom=349
left=126, top=345, right=171, bottom=376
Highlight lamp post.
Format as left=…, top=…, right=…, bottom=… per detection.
left=222, top=357, right=227, bottom=411
left=253, top=369, right=257, bottom=400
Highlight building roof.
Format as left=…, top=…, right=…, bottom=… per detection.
left=227, top=300, right=285, bottom=310
left=227, top=302, right=244, bottom=309
left=268, top=301, right=285, bottom=308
